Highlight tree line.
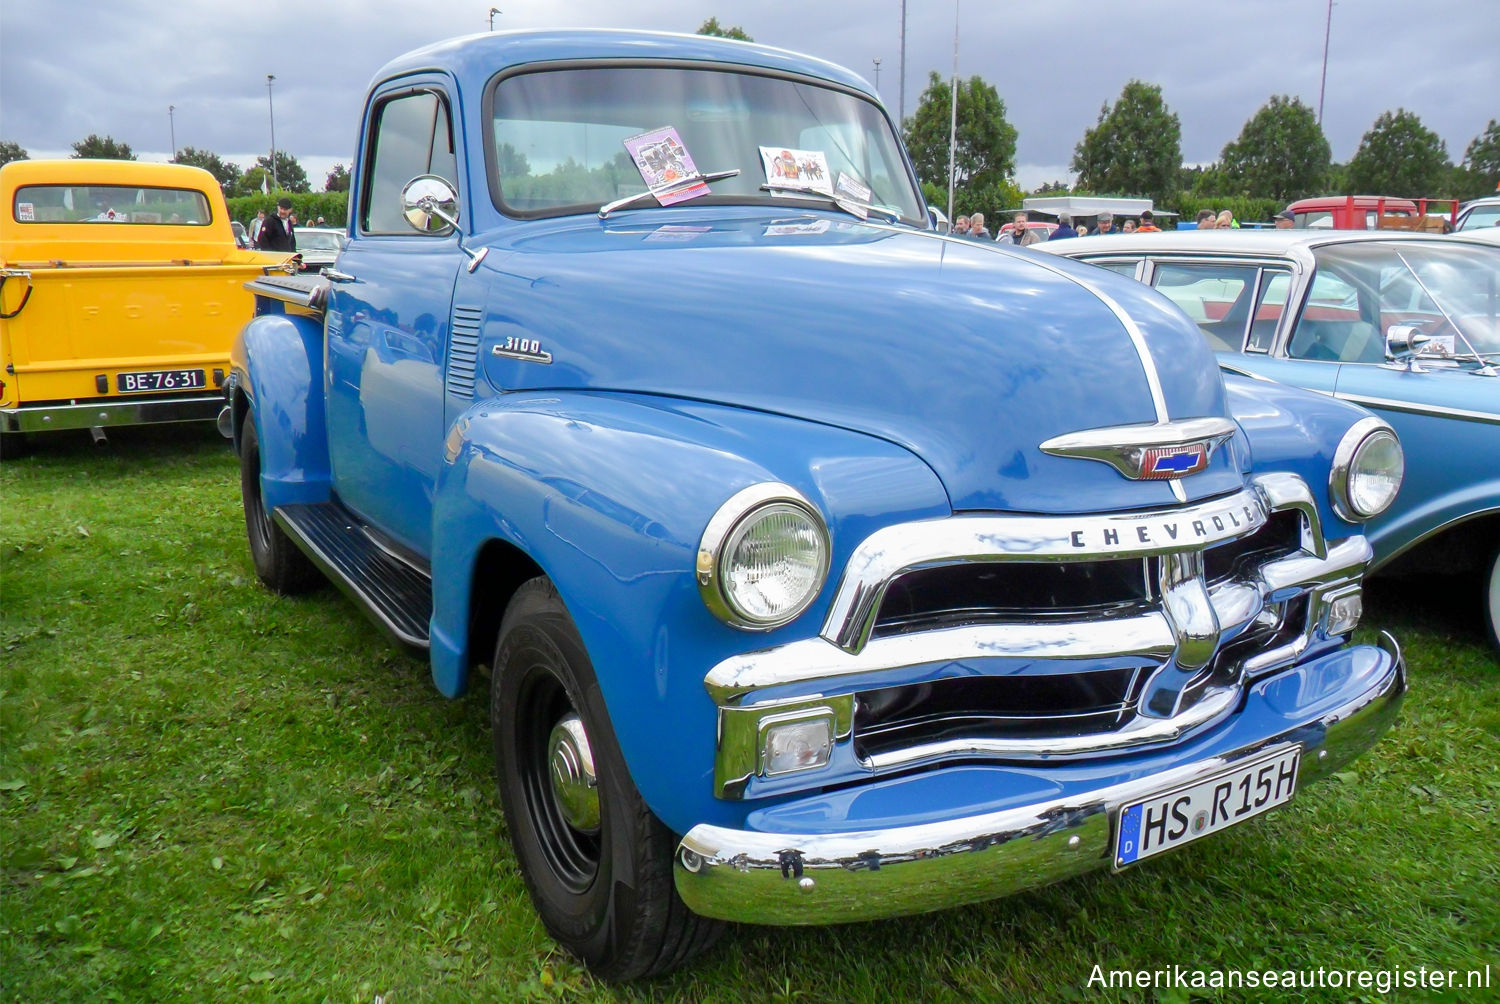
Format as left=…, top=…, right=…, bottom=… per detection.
left=0, top=135, right=350, bottom=198
left=904, top=76, right=1498, bottom=219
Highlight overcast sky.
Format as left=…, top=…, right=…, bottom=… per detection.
left=2, top=0, right=1495, bottom=191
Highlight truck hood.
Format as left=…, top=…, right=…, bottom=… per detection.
left=477, top=212, right=1243, bottom=513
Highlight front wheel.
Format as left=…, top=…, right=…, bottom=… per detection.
left=491, top=578, right=720, bottom=980
left=1484, top=544, right=1500, bottom=660
left=239, top=417, right=321, bottom=594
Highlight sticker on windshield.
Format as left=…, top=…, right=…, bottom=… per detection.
left=760, top=147, right=835, bottom=197
left=623, top=127, right=711, bottom=207
left=833, top=173, right=873, bottom=219
left=15, top=202, right=34, bottom=222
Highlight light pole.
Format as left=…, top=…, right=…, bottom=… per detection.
left=872, top=57, right=882, bottom=94
left=898, top=0, right=908, bottom=124
left=1317, top=0, right=1334, bottom=126
left=168, top=105, right=176, bottom=161
left=946, top=0, right=959, bottom=223
left=489, top=7, right=502, bottom=30
left=266, top=74, right=278, bottom=191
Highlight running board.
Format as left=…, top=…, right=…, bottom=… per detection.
left=273, top=502, right=432, bottom=653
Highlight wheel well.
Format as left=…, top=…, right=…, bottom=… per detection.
left=231, top=386, right=251, bottom=455
left=468, top=539, right=545, bottom=673
left=1383, top=512, right=1500, bottom=578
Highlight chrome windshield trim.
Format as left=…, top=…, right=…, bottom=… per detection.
left=822, top=485, right=1270, bottom=653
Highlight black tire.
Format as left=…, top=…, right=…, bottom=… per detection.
left=491, top=577, right=721, bottom=980
left=1484, top=543, right=1500, bottom=661
left=239, top=417, right=322, bottom=594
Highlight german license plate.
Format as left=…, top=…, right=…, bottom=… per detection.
left=116, top=369, right=206, bottom=393
left=1114, top=747, right=1300, bottom=868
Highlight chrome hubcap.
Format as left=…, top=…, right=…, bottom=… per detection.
left=548, top=713, right=600, bottom=834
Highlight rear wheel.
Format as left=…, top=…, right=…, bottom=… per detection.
left=239, top=417, right=321, bottom=594
left=491, top=577, right=720, bottom=980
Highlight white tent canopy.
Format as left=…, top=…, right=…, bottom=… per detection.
left=1018, top=196, right=1177, bottom=219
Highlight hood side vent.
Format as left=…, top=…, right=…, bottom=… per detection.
left=447, top=304, right=483, bottom=399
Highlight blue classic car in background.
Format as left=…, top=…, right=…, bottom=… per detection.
left=1042, top=230, right=1500, bottom=656
left=229, top=30, right=1408, bottom=979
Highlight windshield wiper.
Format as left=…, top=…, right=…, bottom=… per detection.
left=597, top=169, right=742, bottom=219
left=757, top=185, right=903, bottom=224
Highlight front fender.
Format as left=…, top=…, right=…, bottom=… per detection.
left=1223, top=373, right=1374, bottom=540
left=231, top=311, right=331, bottom=511
left=429, top=391, right=950, bottom=834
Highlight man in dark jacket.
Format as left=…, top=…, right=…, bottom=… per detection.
left=1048, top=213, right=1078, bottom=240
left=257, top=197, right=297, bottom=252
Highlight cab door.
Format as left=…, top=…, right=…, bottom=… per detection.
left=325, top=82, right=463, bottom=557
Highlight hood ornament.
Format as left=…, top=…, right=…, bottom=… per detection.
left=1039, top=417, right=1237, bottom=481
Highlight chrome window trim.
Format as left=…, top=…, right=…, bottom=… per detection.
left=1135, top=250, right=1316, bottom=359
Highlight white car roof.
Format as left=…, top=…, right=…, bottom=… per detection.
left=1035, top=228, right=1451, bottom=258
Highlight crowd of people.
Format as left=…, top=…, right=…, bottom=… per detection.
left=948, top=204, right=1300, bottom=242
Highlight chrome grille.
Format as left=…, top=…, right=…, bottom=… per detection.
left=707, top=474, right=1374, bottom=799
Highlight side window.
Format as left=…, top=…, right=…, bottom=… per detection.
left=1287, top=269, right=1374, bottom=361
left=362, top=90, right=458, bottom=234
left=1090, top=258, right=1142, bottom=278
left=1245, top=269, right=1291, bottom=353
left=1149, top=263, right=1259, bottom=352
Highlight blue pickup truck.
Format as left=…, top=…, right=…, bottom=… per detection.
left=229, top=30, right=1407, bottom=979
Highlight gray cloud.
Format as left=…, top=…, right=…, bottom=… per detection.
left=2, top=0, right=1495, bottom=189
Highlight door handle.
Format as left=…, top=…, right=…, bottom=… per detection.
left=324, top=268, right=357, bottom=283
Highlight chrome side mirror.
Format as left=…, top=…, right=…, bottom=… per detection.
left=401, top=175, right=460, bottom=235
left=1384, top=325, right=1431, bottom=359
left=399, top=174, right=488, bottom=272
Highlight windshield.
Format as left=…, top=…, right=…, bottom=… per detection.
left=488, top=65, right=923, bottom=222
left=1458, top=203, right=1500, bottom=231
left=1291, top=241, right=1500, bottom=362
left=297, top=231, right=343, bottom=252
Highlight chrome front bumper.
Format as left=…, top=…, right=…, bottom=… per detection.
left=1, top=394, right=225, bottom=434
left=674, top=632, right=1405, bottom=926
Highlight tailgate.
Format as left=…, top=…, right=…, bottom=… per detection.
left=0, top=261, right=273, bottom=404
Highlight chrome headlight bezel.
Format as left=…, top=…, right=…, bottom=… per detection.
left=1329, top=417, right=1404, bottom=521
left=697, top=482, right=831, bottom=631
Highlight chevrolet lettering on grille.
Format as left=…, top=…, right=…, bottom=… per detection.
left=1069, top=499, right=1265, bottom=551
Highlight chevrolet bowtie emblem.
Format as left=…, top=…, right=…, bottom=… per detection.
left=1039, top=417, right=1238, bottom=481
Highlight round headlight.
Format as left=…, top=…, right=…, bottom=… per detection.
left=698, top=484, right=830, bottom=630
left=1331, top=418, right=1403, bottom=521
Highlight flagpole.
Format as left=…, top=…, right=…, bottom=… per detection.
left=946, top=0, right=959, bottom=222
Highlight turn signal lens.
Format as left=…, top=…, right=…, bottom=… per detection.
left=762, top=716, right=833, bottom=776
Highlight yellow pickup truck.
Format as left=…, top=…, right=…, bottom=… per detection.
left=0, top=159, right=294, bottom=450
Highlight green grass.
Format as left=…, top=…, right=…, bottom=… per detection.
left=2, top=427, right=1496, bottom=1003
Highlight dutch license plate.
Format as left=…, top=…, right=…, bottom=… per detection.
left=1114, top=747, right=1300, bottom=868
left=116, top=369, right=206, bottom=393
